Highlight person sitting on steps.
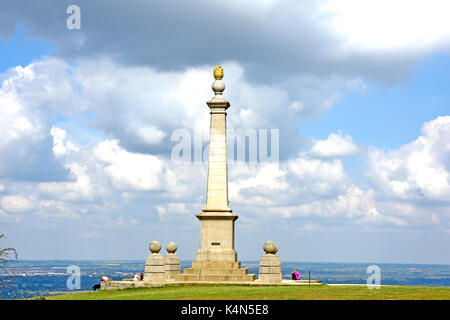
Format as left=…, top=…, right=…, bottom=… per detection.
left=291, top=268, right=300, bottom=280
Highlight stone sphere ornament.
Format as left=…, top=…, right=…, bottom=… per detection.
left=149, top=240, right=161, bottom=253
left=166, top=242, right=177, bottom=253
left=211, top=80, right=225, bottom=95
left=263, top=241, right=278, bottom=254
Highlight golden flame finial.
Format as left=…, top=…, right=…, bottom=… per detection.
left=213, top=65, right=223, bottom=80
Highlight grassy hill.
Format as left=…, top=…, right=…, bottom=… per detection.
left=43, top=284, right=450, bottom=300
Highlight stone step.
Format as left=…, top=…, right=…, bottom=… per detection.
left=174, top=274, right=256, bottom=282
left=293, top=280, right=322, bottom=283
left=183, top=268, right=248, bottom=275
left=191, top=261, right=241, bottom=269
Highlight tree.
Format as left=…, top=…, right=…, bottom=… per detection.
left=0, top=234, right=18, bottom=265
left=0, top=234, right=18, bottom=286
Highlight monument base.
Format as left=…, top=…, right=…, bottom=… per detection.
left=195, top=248, right=237, bottom=262
left=174, top=260, right=256, bottom=282
left=194, top=212, right=238, bottom=262
left=173, top=210, right=256, bottom=282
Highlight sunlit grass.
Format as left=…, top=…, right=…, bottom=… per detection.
left=44, top=284, right=450, bottom=300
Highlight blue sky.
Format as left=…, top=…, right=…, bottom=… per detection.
left=0, top=1, right=449, bottom=265
left=301, top=53, right=450, bottom=150
left=0, top=24, right=53, bottom=72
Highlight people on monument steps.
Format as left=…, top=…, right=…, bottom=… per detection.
left=94, top=275, right=112, bottom=290
left=133, top=273, right=144, bottom=281
left=100, top=275, right=112, bottom=282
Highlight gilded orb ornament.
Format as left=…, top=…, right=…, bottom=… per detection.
left=213, top=65, right=224, bottom=80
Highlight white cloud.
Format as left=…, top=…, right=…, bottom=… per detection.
left=0, top=195, right=35, bottom=213
left=229, top=155, right=349, bottom=208
left=324, top=0, right=450, bottom=52
left=310, top=131, right=359, bottom=158
left=156, top=205, right=166, bottom=218
left=38, top=200, right=79, bottom=219
left=135, top=126, right=166, bottom=145
left=258, top=184, right=394, bottom=223
left=287, top=157, right=347, bottom=185
left=0, top=56, right=365, bottom=175
left=366, top=116, right=450, bottom=202
left=0, top=70, right=42, bottom=145
left=74, top=58, right=212, bottom=148
left=94, top=139, right=165, bottom=191
left=261, top=184, right=410, bottom=226
left=38, top=162, right=93, bottom=201
left=50, top=127, right=80, bottom=157
left=289, top=101, right=304, bottom=112
left=74, top=58, right=363, bottom=157
left=6, top=0, right=450, bottom=85
left=229, top=162, right=288, bottom=206
left=158, top=202, right=191, bottom=216
left=373, top=201, right=447, bottom=228
left=0, top=59, right=84, bottom=180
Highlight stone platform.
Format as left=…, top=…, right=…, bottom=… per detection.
left=101, top=279, right=322, bottom=290
left=174, top=261, right=256, bottom=282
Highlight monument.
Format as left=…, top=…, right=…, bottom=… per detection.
left=175, top=66, right=256, bottom=282
left=100, top=66, right=324, bottom=291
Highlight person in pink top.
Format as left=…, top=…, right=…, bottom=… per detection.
left=291, top=269, right=300, bottom=280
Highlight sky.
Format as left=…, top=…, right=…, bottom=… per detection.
left=0, top=0, right=449, bottom=264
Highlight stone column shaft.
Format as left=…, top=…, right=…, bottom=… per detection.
left=205, top=103, right=230, bottom=211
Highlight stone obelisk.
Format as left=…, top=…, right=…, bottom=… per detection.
left=195, top=65, right=238, bottom=263
left=176, top=66, right=255, bottom=282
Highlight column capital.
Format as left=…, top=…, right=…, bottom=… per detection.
left=206, top=99, right=230, bottom=111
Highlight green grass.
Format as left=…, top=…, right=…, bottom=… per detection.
left=44, top=284, right=450, bottom=300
